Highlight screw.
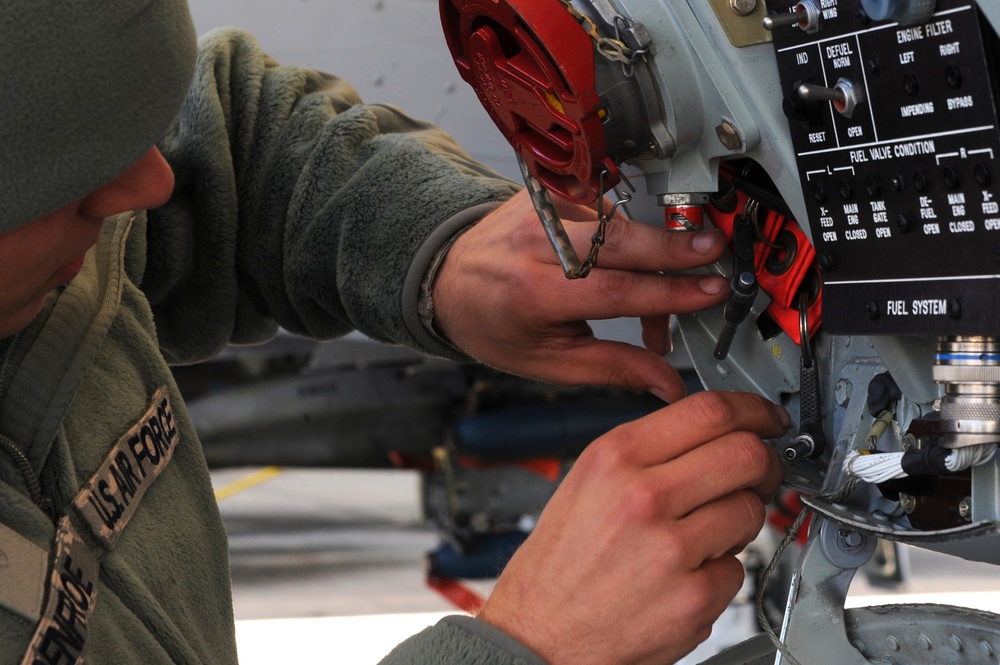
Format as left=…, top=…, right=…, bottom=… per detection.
left=730, top=0, right=758, bottom=16
left=959, top=496, right=972, bottom=520
left=715, top=121, right=742, bottom=151
left=900, top=493, right=917, bottom=514
left=867, top=300, right=880, bottom=320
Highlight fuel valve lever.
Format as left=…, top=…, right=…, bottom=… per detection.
left=714, top=214, right=758, bottom=360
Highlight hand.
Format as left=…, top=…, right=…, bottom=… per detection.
left=433, top=189, right=729, bottom=403
left=477, top=391, right=789, bottom=665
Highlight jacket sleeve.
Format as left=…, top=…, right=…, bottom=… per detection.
left=143, top=28, right=518, bottom=365
left=379, top=616, right=548, bottom=665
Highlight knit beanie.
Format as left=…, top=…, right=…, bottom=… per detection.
left=0, top=0, right=198, bottom=231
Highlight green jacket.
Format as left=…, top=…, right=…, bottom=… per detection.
left=0, top=28, right=543, bottom=665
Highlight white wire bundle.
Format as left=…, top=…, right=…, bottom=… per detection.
left=843, top=450, right=907, bottom=484
left=844, top=443, right=999, bottom=484
left=946, top=443, right=999, bottom=471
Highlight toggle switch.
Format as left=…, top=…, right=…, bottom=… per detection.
left=763, top=0, right=821, bottom=34
left=798, top=79, right=864, bottom=118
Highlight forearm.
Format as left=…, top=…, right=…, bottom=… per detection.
left=143, top=28, right=517, bottom=364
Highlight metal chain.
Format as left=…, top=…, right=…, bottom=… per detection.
left=573, top=170, right=634, bottom=277
left=556, top=0, right=647, bottom=64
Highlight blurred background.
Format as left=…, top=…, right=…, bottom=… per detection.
left=183, top=2, right=1000, bottom=663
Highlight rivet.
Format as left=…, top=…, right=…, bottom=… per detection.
left=980, top=640, right=995, bottom=657
left=920, top=633, right=933, bottom=650
left=950, top=634, right=964, bottom=652
left=885, top=636, right=900, bottom=652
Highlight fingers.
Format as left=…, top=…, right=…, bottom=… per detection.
left=537, top=267, right=728, bottom=323
left=561, top=216, right=729, bottom=273
left=615, top=391, right=791, bottom=467
left=508, top=189, right=728, bottom=273
left=647, top=431, right=785, bottom=518
left=640, top=314, right=672, bottom=356
left=675, top=490, right=771, bottom=566
left=524, top=338, right=689, bottom=403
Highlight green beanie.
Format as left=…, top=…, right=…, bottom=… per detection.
left=0, top=0, right=197, bottom=231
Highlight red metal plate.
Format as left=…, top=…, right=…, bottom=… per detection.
left=440, top=0, right=619, bottom=202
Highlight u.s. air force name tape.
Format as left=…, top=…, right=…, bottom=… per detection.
left=19, top=387, right=180, bottom=665
left=19, top=516, right=99, bottom=665
left=72, top=386, right=179, bottom=550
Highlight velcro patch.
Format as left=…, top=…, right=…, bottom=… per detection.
left=72, top=386, right=179, bottom=550
left=0, top=522, right=48, bottom=622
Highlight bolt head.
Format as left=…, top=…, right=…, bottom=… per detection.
left=835, top=379, right=852, bottom=406
left=730, top=0, right=758, bottom=16
left=715, top=121, right=742, bottom=151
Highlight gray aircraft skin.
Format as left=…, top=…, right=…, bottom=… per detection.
left=188, top=0, right=518, bottom=179
left=181, top=2, right=1000, bottom=664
